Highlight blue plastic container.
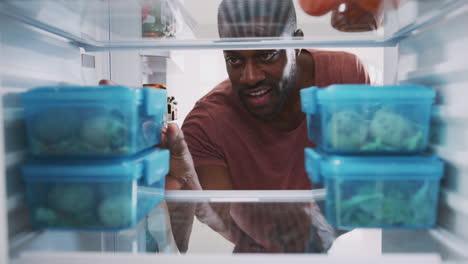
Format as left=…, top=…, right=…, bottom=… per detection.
left=305, top=148, right=444, bottom=229
left=21, top=85, right=167, bottom=158
left=301, top=84, right=435, bottom=154
left=21, top=148, right=169, bottom=231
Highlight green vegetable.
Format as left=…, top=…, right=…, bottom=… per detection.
left=325, top=107, right=425, bottom=152
left=326, top=111, right=368, bottom=150
left=359, top=138, right=396, bottom=151
left=80, top=114, right=127, bottom=151
left=403, top=130, right=423, bottom=151
left=48, top=183, right=96, bottom=215
left=98, top=195, right=132, bottom=228
left=332, top=181, right=436, bottom=227
left=99, top=182, right=131, bottom=198
left=34, top=207, right=58, bottom=225
left=32, top=108, right=130, bottom=155
left=369, top=109, right=421, bottom=150
left=33, top=109, right=79, bottom=144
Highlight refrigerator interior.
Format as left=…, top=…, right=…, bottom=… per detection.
left=1, top=0, right=468, bottom=263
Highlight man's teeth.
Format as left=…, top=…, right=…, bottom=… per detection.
left=249, top=89, right=268, bottom=96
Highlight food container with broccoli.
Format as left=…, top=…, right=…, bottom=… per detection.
left=21, top=148, right=169, bottom=231
left=21, top=85, right=167, bottom=158
left=305, top=148, right=444, bottom=229
left=300, top=84, right=435, bottom=154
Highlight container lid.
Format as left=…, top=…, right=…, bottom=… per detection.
left=22, top=85, right=140, bottom=102
left=21, top=85, right=167, bottom=116
left=301, top=84, right=435, bottom=113
left=305, top=148, right=444, bottom=184
left=143, top=86, right=167, bottom=116
left=22, top=148, right=169, bottom=184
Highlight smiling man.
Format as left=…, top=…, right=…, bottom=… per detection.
left=182, top=0, right=369, bottom=191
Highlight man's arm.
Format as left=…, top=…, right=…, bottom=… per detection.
left=196, top=165, right=233, bottom=190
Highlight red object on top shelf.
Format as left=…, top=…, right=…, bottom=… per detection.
left=298, top=0, right=342, bottom=16
left=299, top=0, right=399, bottom=32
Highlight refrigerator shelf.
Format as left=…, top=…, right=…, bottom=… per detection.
left=0, top=0, right=466, bottom=51
left=8, top=190, right=466, bottom=262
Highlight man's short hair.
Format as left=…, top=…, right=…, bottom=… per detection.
left=217, top=0, right=297, bottom=38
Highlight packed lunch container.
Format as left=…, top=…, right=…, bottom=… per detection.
left=21, top=148, right=169, bottom=231
left=301, top=84, right=435, bottom=154
left=21, top=85, right=167, bottom=158
left=305, top=148, right=444, bottom=229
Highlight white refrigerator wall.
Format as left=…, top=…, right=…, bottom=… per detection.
left=0, top=14, right=110, bottom=256
left=397, top=6, right=468, bottom=245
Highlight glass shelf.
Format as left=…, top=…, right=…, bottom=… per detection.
left=1, top=0, right=466, bottom=51
left=9, top=190, right=467, bottom=262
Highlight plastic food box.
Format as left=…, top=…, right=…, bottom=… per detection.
left=21, top=148, right=169, bottom=231
left=300, top=84, right=435, bottom=154
left=103, top=197, right=172, bottom=252
left=21, top=85, right=167, bottom=158
left=305, top=148, right=444, bottom=229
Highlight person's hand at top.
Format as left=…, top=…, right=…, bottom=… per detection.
left=299, top=0, right=400, bottom=16
left=98, top=79, right=116, bottom=85
left=298, top=0, right=342, bottom=16
left=298, top=0, right=399, bottom=32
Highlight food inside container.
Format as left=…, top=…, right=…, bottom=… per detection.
left=301, top=84, right=435, bottom=154
left=305, top=148, right=444, bottom=229
left=21, top=85, right=167, bottom=158
left=21, top=148, right=169, bottom=231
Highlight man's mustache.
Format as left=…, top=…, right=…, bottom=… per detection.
left=239, top=81, right=274, bottom=92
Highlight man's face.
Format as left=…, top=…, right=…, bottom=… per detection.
left=223, top=49, right=297, bottom=120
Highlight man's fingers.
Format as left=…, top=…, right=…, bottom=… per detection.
left=99, top=79, right=117, bottom=85
left=165, top=176, right=185, bottom=190
left=195, top=203, right=228, bottom=232
left=165, top=123, right=189, bottom=156
left=166, top=122, right=182, bottom=143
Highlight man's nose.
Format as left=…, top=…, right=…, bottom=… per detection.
left=240, top=60, right=265, bottom=86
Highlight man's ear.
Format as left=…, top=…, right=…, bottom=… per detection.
left=294, top=28, right=304, bottom=37
left=294, top=29, right=304, bottom=56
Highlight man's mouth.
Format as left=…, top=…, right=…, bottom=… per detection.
left=246, top=88, right=271, bottom=97
left=243, top=86, right=273, bottom=107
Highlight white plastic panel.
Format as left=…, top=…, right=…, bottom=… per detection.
left=1, top=15, right=80, bottom=243
left=0, top=14, right=110, bottom=256
left=0, top=0, right=466, bottom=50
left=0, top=16, right=10, bottom=264
left=397, top=0, right=468, bottom=254
left=13, top=252, right=442, bottom=264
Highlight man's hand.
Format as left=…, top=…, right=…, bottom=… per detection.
left=98, top=79, right=116, bottom=85
left=161, top=123, right=202, bottom=190
left=161, top=123, right=229, bottom=251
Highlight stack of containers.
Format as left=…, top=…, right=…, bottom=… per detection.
left=301, top=84, right=444, bottom=229
left=20, top=85, right=170, bottom=231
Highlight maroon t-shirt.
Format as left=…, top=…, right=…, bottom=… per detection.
left=182, top=49, right=370, bottom=190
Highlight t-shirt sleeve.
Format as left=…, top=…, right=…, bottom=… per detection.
left=340, top=52, right=371, bottom=84
left=182, top=103, right=227, bottom=168
left=314, top=50, right=371, bottom=86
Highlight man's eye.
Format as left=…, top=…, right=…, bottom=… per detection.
left=225, top=56, right=242, bottom=66
left=258, top=52, right=278, bottom=63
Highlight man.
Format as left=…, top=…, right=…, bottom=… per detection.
left=180, top=0, right=370, bottom=191
left=162, top=0, right=370, bottom=254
